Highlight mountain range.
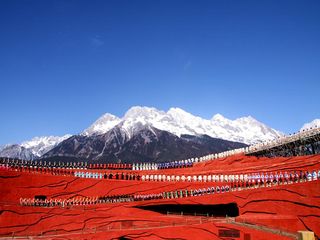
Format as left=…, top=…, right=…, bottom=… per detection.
left=0, top=135, right=71, bottom=160
left=82, top=107, right=282, bottom=144
left=1, top=106, right=317, bottom=163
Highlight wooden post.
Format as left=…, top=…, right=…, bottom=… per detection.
left=298, top=231, right=315, bottom=240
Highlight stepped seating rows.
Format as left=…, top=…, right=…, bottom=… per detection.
left=3, top=163, right=319, bottom=185
left=1, top=154, right=320, bottom=239
left=17, top=172, right=319, bottom=208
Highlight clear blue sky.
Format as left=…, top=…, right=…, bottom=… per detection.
left=0, top=0, right=319, bottom=145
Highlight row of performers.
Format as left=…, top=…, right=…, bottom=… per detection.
left=1, top=165, right=140, bottom=180
left=20, top=194, right=161, bottom=207
left=74, top=171, right=142, bottom=180
left=0, top=159, right=87, bottom=169
left=78, top=160, right=193, bottom=170
left=161, top=185, right=231, bottom=199
left=20, top=197, right=98, bottom=207
left=73, top=170, right=319, bottom=183
left=131, top=186, right=231, bottom=201
left=5, top=163, right=319, bottom=184
left=1, top=164, right=78, bottom=176
left=1, top=159, right=193, bottom=171
left=19, top=171, right=319, bottom=208
left=131, top=160, right=193, bottom=171
left=20, top=195, right=135, bottom=207
left=19, top=186, right=230, bottom=207
left=1, top=160, right=191, bottom=171
left=18, top=183, right=255, bottom=208
left=20, top=194, right=162, bottom=207
left=139, top=170, right=319, bottom=183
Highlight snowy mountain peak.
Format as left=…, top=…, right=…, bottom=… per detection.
left=93, top=113, right=120, bottom=124
left=120, top=106, right=165, bottom=138
left=0, top=144, right=35, bottom=160
left=81, top=106, right=283, bottom=144
left=83, top=113, right=121, bottom=136
left=0, top=134, right=71, bottom=159
left=101, top=113, right=120, bottom=120
left=167, top=107, right=199, bottom=121
left=21, top=135, right=72, bottom=157
left=167, top=107, right=190, bottom=116
left=211, top=113, right=226, bottom=122
left=300, top=119, right=320, bottom=131
left=124, top=106, right=164, bottom=119
left=235, top=116, right=258, bottom=124
left=21, top=135, right=70, bottom=148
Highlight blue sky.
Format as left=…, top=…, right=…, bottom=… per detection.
left=0, top=0, right=319, bottom=145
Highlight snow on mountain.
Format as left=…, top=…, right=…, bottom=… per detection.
left=0, top=144, right=35, bottom=160
left=0, top=135, right=72, bottom=160
left=20, top=135, right=72, bottom=157
left=84, top=106, right=283, bottom=145
left=231, top=116, right=282, bottom=144
left=165, top=108, right=282, bottom=144
left=82, top=113, right=121, bottom=136
left=121, top=106, right=170, bottom=138
left=300, top=119, right=320, bottom=131
left=2, top=107, right=316, bottom=161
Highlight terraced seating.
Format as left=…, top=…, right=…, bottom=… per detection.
left=18, top=170, right=319, bottom=209
left=1, top=153, right=320, bottom=239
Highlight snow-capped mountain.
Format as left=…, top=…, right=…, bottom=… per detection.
left=2, top=106, right=318, bottom=162
left=21, top=135, right=72, bottom=157
left=0, top=144, right=35, bottom=160
left=82, top=114, right=121, bottom=136
left=300, top=119, right=320, bottom=131
left=83, top=106, right=283, bottom=145
left=44, top=125, right=247, bottom=163
left=0, top=135, right=71, bottom=160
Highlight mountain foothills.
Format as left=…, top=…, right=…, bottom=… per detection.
left=2, top=106, right=317, bottom=163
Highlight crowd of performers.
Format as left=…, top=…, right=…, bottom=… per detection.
left=0, top=163, right=78, bottom=176
left=74, top=171, right=142, bottom=180
left=73, top=169, right=320, bottom=185
left=88, top=160, right=193, bottom=170
left=2, top=160, right=320, bottom=185
left=131, top=160, right=193, bottom=170
left=80, top=160, right=193, bottom=170
left=0, top=158, right=194, bottom=172
left=0, top=158, right=88, bottom=169
left=18, top=186, right=231, bottom=207
left=20, top=195, right=133, bottom=207
left=19, top=169, right=319, bottom=208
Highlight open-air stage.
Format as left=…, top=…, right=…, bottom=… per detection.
left=1, top=152, right=319, bottom=240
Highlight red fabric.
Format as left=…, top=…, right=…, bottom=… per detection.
left=0, top=154, right=319, bottom=239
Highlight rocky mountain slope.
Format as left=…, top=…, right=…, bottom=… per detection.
left=44, top=125, right=247, bottom=163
